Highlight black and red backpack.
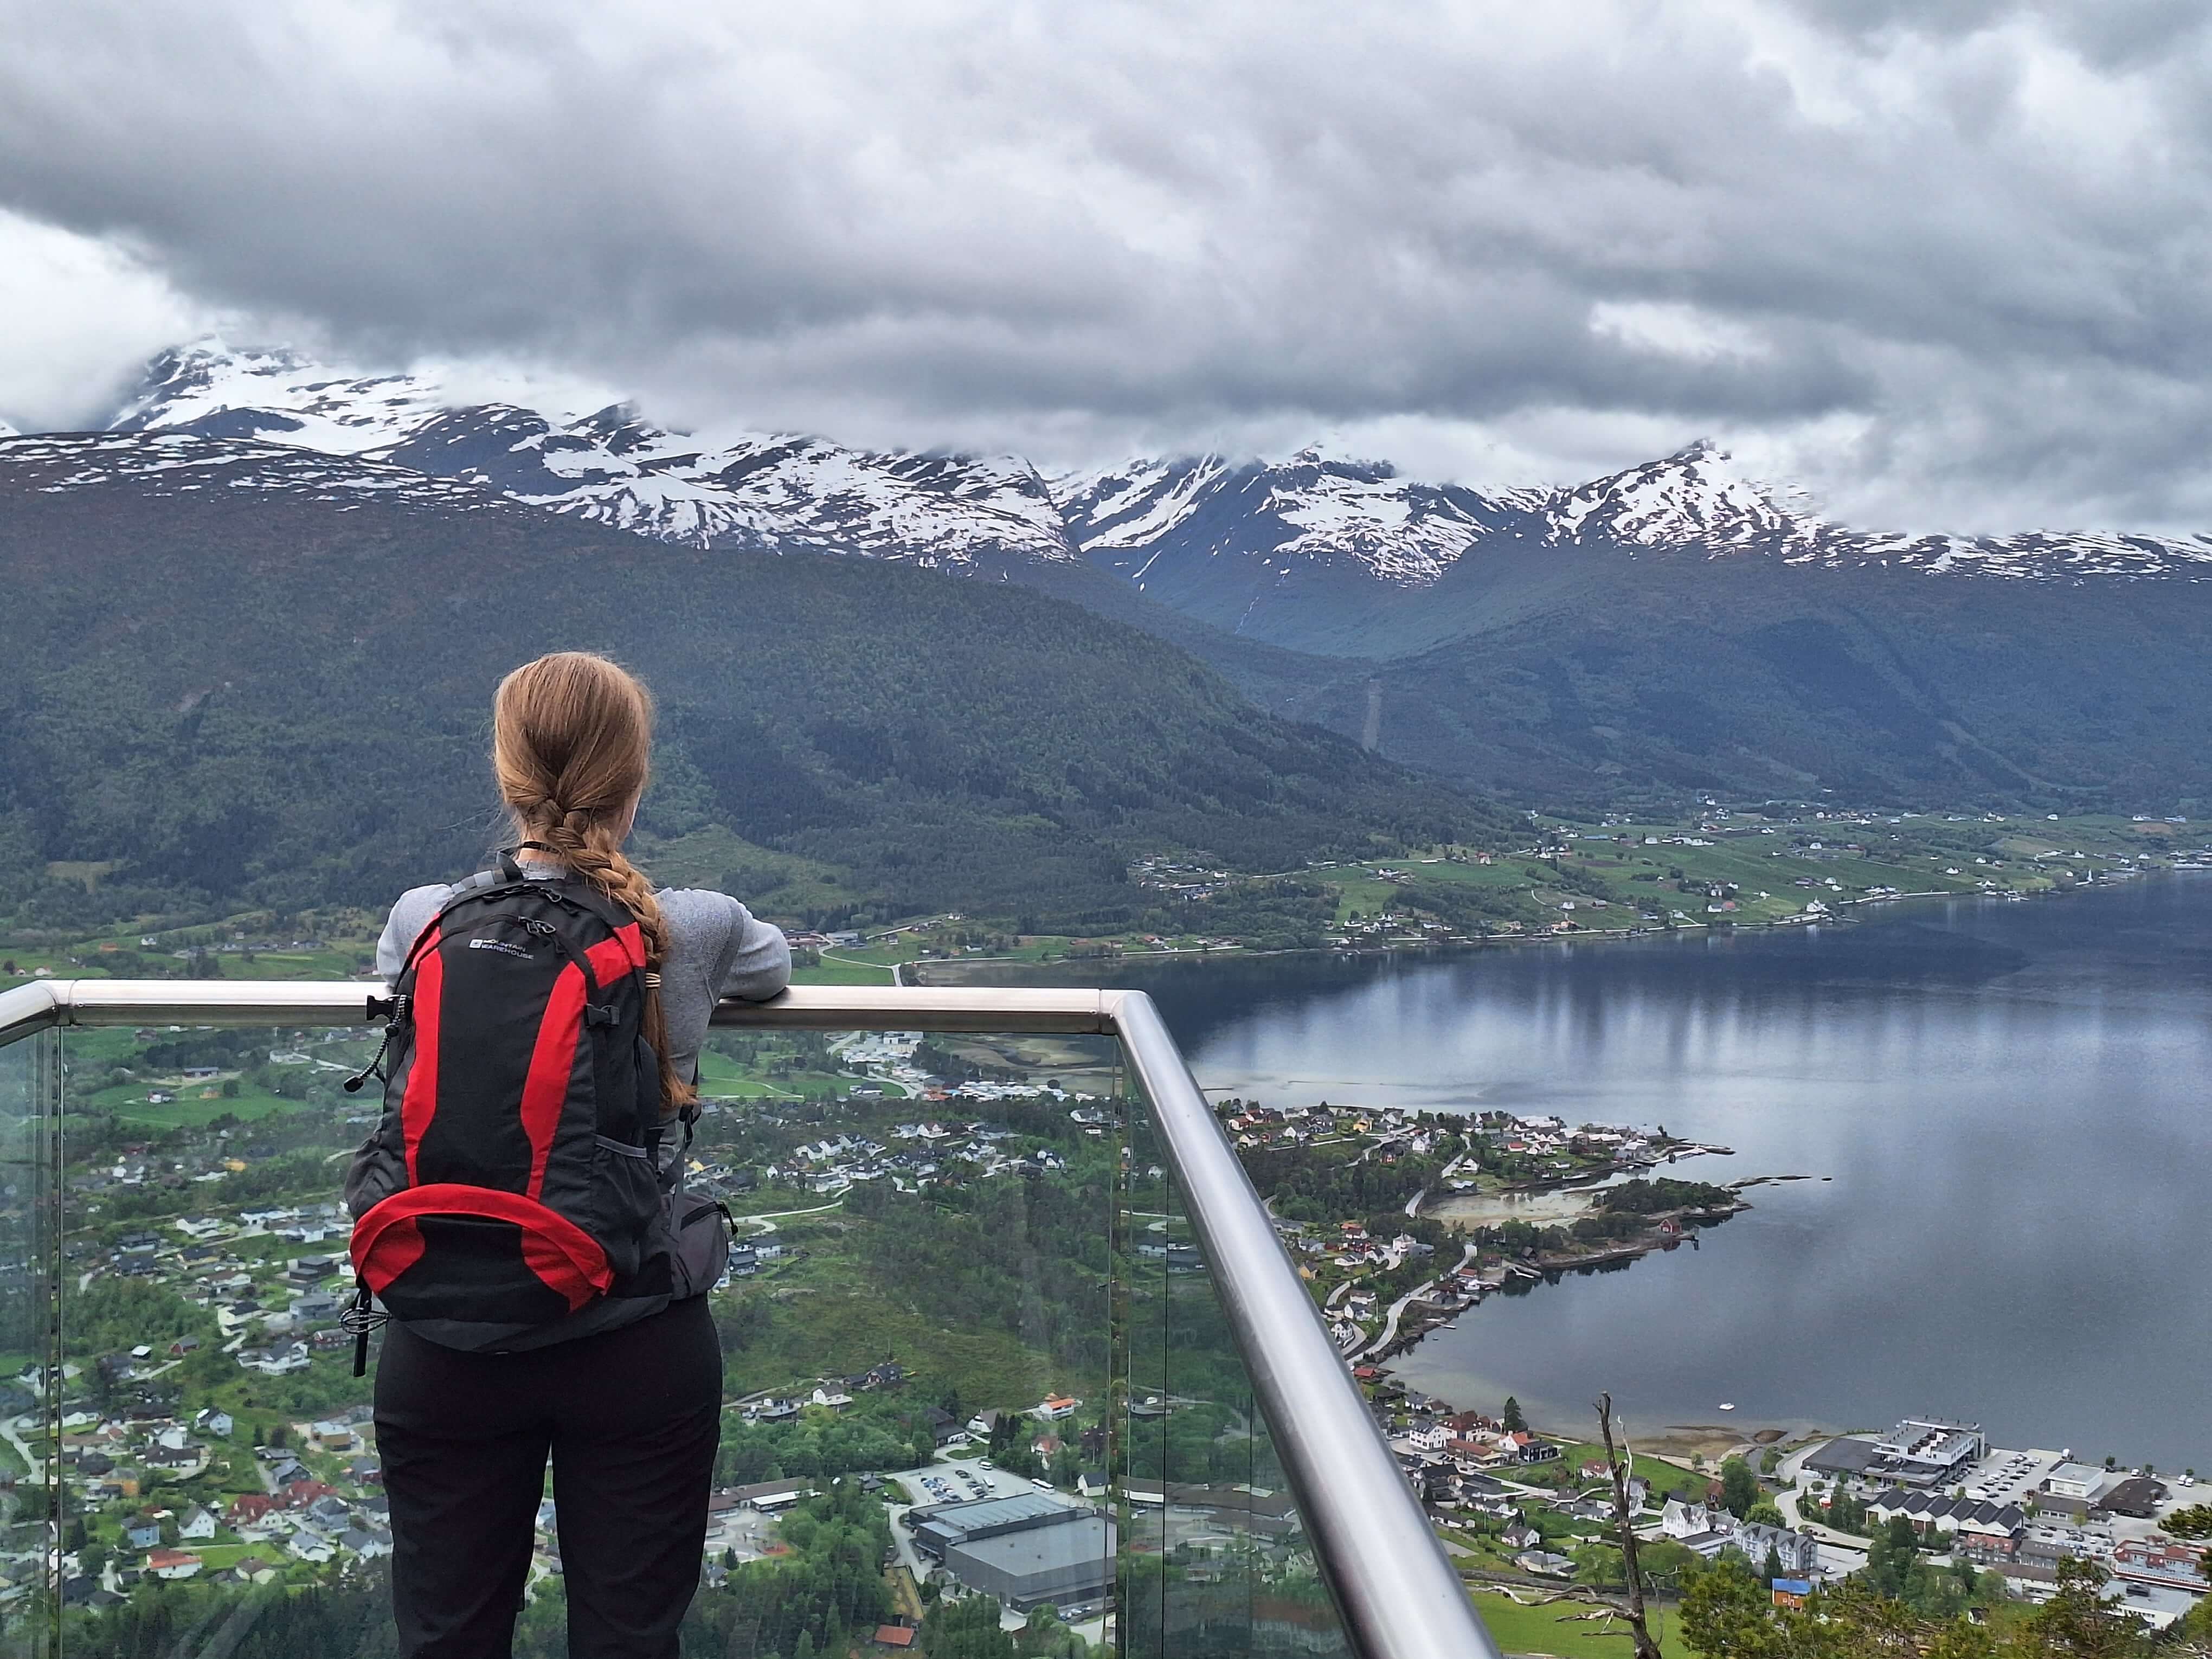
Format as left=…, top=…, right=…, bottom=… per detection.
left=345, top=854, right=720, bottom=1363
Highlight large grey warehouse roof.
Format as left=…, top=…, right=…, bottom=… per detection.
left=947, top=1515, right=1118, bottom=1609
left=908, top=1493, right=1066, bottom=1534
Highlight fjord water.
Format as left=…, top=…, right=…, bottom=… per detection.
left=1068, top=879, right=2211, bottom=1469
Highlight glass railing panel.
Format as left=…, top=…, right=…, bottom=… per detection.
left=695, top=1024, right=1123, bottom=1658
left=56, top=1017, right=388, bottom=1654
left=1120, top=1075, right=1355, bottom=1659
left=51, top=1018, right=1123, bottom=1659
left=0, top=1024, right=61, bottom=1659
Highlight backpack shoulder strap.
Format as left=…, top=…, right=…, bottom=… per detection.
left=393, top=865, right=534, bottom=985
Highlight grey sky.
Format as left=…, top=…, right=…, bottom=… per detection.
left=3, top=0, right=2209, bottom=532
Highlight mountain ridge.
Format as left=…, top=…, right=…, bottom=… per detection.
left=90, top=340, right=2212, bottom=597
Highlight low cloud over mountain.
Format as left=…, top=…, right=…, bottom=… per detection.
left=6, top=2, right=2212, bottom=535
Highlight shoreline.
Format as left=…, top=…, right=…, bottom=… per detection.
left=1359, top=1200, right=1753, bottom=1364
left=898, top=876, right=2154, bottom=988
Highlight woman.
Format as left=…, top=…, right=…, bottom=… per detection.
left=365, top=651, right=789, bottom=1658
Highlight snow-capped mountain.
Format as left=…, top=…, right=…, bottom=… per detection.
left=107, top=340, right=1077, bottom=569
left=22, top=343, right=2212, bottom=814
left=1551, top=440, right=1820, bottom=552
left=1063, top=437, right=2212, bottom=590
left=1056, top=449, right=1548, bottom=590
left=114, top=343, right=462, bottom=452
left=30, top=339, right=2212, bottom=600
left=1550, top=441, right=2212, bottom=577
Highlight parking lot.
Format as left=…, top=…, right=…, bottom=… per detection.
left=705, top=1504, right=778, bottom=1565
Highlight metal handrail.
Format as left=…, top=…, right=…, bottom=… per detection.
left=0, top=978, right=1500, bottom=1659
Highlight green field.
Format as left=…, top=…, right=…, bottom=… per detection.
left=106, top=1092, right=308, bottom=1129
left=693, top=1045, right=853, bottom=1100
left=1545, top=1441, right=1703, bottom=1501
left=1471, top=1590, right=1684, bottom=1659
left=793, top=951, right=903, bottom=985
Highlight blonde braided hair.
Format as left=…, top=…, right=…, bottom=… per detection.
left=491, top=652, right=693, bottom=1117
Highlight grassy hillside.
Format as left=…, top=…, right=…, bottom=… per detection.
left=0, top=471, right=1512, bottom=937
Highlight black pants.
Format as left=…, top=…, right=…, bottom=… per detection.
left=375, top=1296, right=721, bottom=1658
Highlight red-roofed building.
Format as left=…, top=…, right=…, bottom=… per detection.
left=227, top=1494, right=276, bottom=1525
left=872, top=1625, right=916, bottom=1648
left=146, top=1548, right=203, bottom=1580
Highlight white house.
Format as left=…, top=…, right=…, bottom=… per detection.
left=2044, top=1463, right=2106, bottom=1502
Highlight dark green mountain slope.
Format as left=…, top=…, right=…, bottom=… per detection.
left=0, top=439, right=1510, bottom=935
left=988, top=555, right=1361, bottom=718
left=1255, top=550, right=2212, bottom=813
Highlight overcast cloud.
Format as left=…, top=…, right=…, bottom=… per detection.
left=3, top=0, right=2210, bottom=532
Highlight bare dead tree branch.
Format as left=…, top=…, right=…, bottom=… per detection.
left=1598, top=1392, right=1666, bottom=1659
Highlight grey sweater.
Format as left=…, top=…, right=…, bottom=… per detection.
left=375, top=865, right=793, bottom=1077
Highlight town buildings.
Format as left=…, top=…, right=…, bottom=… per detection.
left=1661, top=1499, right=1821, bottom=1578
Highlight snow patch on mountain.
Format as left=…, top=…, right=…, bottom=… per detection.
left=0, top=430, right=522, bottom=513
left=1052, top=456, right=1233, bottom=554
left=1842, top=526, right=2212, bottom=577
left=1262, top=449, right=1542, bottom=585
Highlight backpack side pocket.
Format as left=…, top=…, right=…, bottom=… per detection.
left=667, top=1192, right=735, bottom=1301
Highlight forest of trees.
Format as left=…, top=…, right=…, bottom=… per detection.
left=683, top=1481, right=895, bottom=1659
left=1238, top=1141, right=1456, bottom=1228
left=842, top=1168, right=1113, bottom=1381
left=1593, top=1177, right=1739, bottom=1215
left=1677, top=1551, right=2205, bottom=1658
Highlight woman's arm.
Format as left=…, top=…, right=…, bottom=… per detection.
left=376, top=885, right=452, bottom=985
left=717, top=899, right=792, bottom=1001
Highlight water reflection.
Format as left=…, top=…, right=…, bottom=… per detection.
left=979, top=881, right=2212, bottom=1470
